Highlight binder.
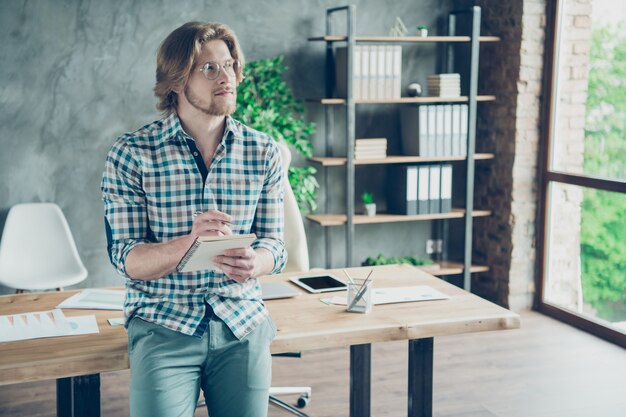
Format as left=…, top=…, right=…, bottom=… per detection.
left=440, top=164, right=452, bottom=213
left=369, top=45, right=378, bottom=100
left=387, top=165, right=418, bottom=215
left=443, top=104, right=453, bottom=156
left=452, top=104, right=461, bottom=156
left=435, top=105, right=444, bottom=156
left=417, top=165, right=430, bottom=214
left=384, top=45, right=393, bottom=99
left=429, top=164, right=441, bottom=213
left=460, top=104, right=468, bottom=156
left=377, top=45, right=386, bottom=99
left=427, top=105, right=436, bottom=157
left=361, top=45, right=370, bottom=99
left=392, top=46, right=402, bottom=99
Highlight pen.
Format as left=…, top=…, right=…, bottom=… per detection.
left=343, top=269, right=355, bottom=284
left=347, top=269, right=374, bottom=311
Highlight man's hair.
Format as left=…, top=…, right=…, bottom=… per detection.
left=154, top=21, right=245, bottom=115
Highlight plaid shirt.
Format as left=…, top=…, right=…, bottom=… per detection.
left=101, top=113, right=286, bottom=339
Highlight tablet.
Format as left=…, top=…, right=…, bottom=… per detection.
left=290, top=274, right=347, bottom=294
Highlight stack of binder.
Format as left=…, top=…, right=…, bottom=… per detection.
left=354, top=138, right=387, bottom=160
left=400, top=104, right=468, bottom=157
left=427, top=73, right=461, bottom=97
left=335, top=45, right=402, bottom=100
left=387, top=163, right=453, bottom=215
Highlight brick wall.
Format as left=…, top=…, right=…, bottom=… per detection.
left=544, top=0, right=591, bottom=311
left=473, top=0, right=544, bottom=309
left=473, top=0, right=589, bottom=311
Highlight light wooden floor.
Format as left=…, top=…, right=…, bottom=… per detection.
left=1, top=310, right=625, bottom=417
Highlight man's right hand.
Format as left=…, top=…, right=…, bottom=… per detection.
left=190, top=210, right=232, bottom=238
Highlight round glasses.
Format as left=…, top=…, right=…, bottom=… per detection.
left=197, top=59, right=240, bottom=80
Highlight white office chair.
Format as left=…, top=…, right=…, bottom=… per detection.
left=268, top=141, right=312, bottom=416
left=0, top=203, right=88, bottom=293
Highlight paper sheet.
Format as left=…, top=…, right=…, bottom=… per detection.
left=0, top=309, right=99, bottom=342
left=321, top=285, right=449, bottom=306
left=56, top=289, right=125, bottom=310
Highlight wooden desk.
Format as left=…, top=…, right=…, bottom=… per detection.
left=0, top=264, right=519, bottom=417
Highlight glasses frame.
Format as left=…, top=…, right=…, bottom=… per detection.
left=196, top=59, right=240, bottom=81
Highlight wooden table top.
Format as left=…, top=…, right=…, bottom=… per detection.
left=0, top=264, right=519, bottom=385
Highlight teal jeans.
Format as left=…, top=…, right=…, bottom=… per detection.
left=128, top=312, right=276, bottom=417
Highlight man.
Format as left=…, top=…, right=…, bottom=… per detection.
left=101, top=21, right=286, bottom=417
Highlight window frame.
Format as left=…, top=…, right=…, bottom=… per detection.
left=535, top=0, right=626, bottom=348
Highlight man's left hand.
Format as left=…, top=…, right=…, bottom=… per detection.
left=213, top=247, right=259, bottom=283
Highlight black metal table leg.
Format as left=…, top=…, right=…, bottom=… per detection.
left=408, top=338, right=434, bottom=417
left=57, top=374, right=101, bottom=417
left=350, top=343, right=371, bottom=417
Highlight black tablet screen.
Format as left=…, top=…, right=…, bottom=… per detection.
left=299, top=276, right=346, bottom=290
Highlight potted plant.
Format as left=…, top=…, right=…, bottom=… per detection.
left=362, top=192, right=376, bottom=216
left=233, top=56, right=318, bottom=213
left=417, top=25, right=428, bottom=37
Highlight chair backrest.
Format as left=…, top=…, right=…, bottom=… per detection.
left=277, top=142, right=310, bottom=273
left=0, top=203, right=88, bottom=290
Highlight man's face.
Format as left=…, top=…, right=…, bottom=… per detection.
left=183, top=39, right=237, bottom=116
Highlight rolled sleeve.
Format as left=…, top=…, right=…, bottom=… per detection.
left=251, top=141, right=287, bottom=274
left=101, top=137, right=150, bottom=278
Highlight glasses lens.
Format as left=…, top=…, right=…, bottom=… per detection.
left=202, top=62, right=219, bottom=80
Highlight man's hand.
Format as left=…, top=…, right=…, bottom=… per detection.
left=191, top=210, right=232, bottom=238
left=213, top=247, right=275, bottom=283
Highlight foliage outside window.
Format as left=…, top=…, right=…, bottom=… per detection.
left=580, top=23, right=626, bottom=321
left=233, top=56, right=318, bottom=213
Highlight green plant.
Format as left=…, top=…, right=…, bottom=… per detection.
left=362, top=254, right=433, bottom=267
left=361, top=192, right=374, bottom=205
left=417, top=25, right=428, bottom=30
left=579, top=23, right=626, bottom=320
left=233, top=56, right=318, bottom=213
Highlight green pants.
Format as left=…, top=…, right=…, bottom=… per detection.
left=128, top=312, right=276, bottom=417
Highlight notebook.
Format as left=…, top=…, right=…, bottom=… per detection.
left=176, top=234, right=257, bottom=273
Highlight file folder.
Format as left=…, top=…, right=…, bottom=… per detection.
left=388, top=165, right=418, bottom=215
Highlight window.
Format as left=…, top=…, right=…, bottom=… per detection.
left=538, top=0, right=626, bottom=347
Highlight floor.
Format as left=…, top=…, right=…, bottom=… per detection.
left=1, top=310, right=625, bottom=417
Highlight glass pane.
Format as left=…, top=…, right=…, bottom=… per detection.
left=545, top=182, right=626, bottom=333
left=551, top=0, right=626, bottom=180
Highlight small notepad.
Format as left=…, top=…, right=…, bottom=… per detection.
left=177, top=233, right=256, bottom=273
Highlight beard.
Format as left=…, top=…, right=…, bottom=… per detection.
left=184, top=85, right=236, bottom=116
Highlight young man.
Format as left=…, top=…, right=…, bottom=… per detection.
left=101, top=22, right=286, bottom=417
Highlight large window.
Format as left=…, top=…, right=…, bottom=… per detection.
left=538, top=0, right=626, bottom=347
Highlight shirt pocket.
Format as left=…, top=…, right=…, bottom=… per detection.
left=210, top=178, right=262, bottom=233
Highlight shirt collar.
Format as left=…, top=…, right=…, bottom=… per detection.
left=164, top=112, right=243, bottom=144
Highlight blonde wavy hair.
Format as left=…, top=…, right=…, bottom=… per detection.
left=154, top=21, right=245, bottom=115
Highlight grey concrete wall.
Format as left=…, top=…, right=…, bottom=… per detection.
left=0, top=0, right=451, bottom=293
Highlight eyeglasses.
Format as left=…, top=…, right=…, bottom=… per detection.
left=196, top=59, right=240, bottom=80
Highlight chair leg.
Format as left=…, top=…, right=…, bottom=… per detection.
left=268, top=395, right=312, bottom=417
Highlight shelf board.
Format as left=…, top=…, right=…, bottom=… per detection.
left=308, top=35, right=501, bottom=43
left=419, top=262, right=490, bottom=276
left=309, top=153, right=495, bottom=166
left=306, top=209, right=491, bottom=226
left=309, top=96, right=496, bottom=105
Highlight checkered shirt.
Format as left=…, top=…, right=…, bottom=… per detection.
left=101, top=112, right=286, bottom=339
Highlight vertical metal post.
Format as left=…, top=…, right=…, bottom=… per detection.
left=446, top=14, right=456, bottom=73
left=325, top=10, right=335, bottom=269
left=408, top=338, right=434, bottom=417
left=462, top=6, right=481, bottom=291
left=345, top=5, right=356, bottom=267
left=350, top=344, right=371, bottom=417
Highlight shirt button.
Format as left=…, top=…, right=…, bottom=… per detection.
left=193, top=152, right=199, bottom=156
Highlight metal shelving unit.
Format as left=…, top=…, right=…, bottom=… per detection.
left=311, top=5, right=492, bottom=291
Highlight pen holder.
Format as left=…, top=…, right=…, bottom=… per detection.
left=346, top=279, right=373, bottom=314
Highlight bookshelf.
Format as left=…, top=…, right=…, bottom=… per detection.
left=309, top=5, right=493, bottom=290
